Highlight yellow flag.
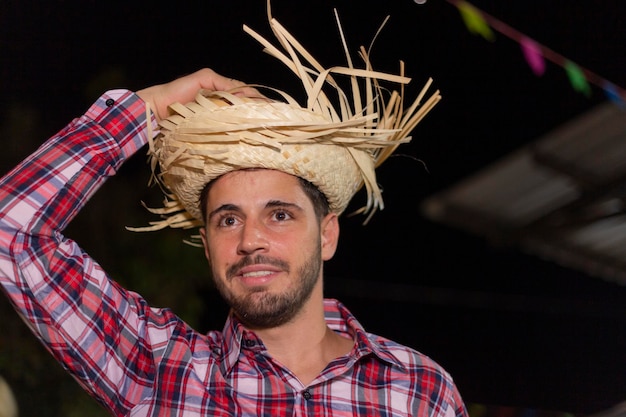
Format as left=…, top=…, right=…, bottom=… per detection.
left=457, top=1, right=495, bottom=41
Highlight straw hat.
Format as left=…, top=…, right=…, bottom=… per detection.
left=131, top=9, right=440, bottom=232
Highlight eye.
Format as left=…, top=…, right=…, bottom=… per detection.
left=272, top=209, right=292, bottom=222
left=217, top=214, right=239, bottom=227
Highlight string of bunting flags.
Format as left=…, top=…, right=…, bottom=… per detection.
left=439, top=0, right=626, bottom=106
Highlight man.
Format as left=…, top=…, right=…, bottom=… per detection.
left=0, top=13, right=467, bottom=417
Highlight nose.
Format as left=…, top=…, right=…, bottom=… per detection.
left=237, top=219, right=269, bottom=255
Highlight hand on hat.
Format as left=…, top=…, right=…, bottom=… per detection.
left=137, top=68, right=258, bottom=122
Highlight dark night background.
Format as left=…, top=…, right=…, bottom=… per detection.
left=1, top=1, right=625, bottom=416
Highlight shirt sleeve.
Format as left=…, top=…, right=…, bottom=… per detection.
left=0, top=90, right=180, bottom=415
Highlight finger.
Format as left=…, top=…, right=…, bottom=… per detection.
left=194, top=69, right=242, bottom=92
left=193, top=69, right=263, bottom=98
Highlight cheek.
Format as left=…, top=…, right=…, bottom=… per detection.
left=269, top=230, right=306, bottom=251
left=204, top=235, right=233, bottom=265
left=280, top=232, right=319, bottom=259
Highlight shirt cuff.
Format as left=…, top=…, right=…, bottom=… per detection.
left=84, top=89, right=158, bottom=162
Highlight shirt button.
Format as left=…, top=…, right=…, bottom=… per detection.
left=302, top=390, right=312, bottom=400
left=244, top=339, right=256, bottom=348
left=105, top=98, right=115, bottom=107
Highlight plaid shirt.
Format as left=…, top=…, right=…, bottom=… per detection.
left=0, top=91, right=468, bottom=417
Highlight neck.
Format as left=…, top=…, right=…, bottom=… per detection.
left=252, top=286, right=354, bottom=386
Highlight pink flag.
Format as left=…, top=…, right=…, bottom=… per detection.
left=520, top=37, right=545, bottom=76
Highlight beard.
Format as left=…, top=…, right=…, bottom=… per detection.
left=211, top=245, right=322, bottom=329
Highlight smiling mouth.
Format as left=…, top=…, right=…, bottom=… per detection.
left=242, top=270, right=274, bottom=278
left=227, top=255, right=290, bottom=280
left=237, top=269, right=279, bottom=288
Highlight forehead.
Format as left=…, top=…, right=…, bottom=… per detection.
left=214, top=168, right=298, bottom=185
left=206, top=169, right=305, bottom=203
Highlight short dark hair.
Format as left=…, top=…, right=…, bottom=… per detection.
left=199, top=170, right=330, bottom=224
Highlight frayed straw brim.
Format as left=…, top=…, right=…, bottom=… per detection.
left=129, top=5, right=440, bottom=233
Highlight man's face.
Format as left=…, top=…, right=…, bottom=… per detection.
left=199, top=169, right=339, bottom=328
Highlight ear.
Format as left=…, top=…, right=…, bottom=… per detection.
left=199, top=226, right=211, bottom=263
left=320, top=213, right=339, bottom=261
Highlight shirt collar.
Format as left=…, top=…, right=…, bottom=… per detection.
left=218, top=298, right=406, bottom=376
left=323, top=298, right=407, bottom=371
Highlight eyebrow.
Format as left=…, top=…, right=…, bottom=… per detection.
left=266, top=200, right=303, bottom=212
left=208, top=203, right=240, bottom=222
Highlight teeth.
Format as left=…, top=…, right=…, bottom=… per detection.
left=242, top=270, right=273, bottom=278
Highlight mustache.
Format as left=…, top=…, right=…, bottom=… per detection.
left=226, top=255, right=290, bottom=279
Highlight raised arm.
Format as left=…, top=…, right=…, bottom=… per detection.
left=0, top=69, right=245, bottom=415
